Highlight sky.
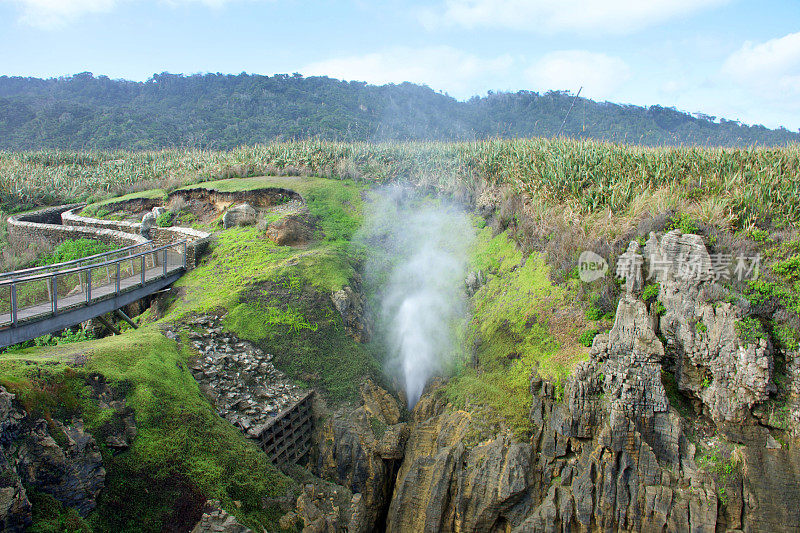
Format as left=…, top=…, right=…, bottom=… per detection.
left=1, top=0, right=799, bottom=130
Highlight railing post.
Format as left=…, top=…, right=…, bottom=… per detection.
left=183, top=241, right=187, bottom=269
left=163, top=248, right=168, bottom=276
left=51, top=274, right=58, bottom=315
left=141, top=255, right=146, bottom=286
left=10, top=281, right=17, bottom=327
left=116, top=262, right=121, bottom=294
left=87, top=269, right=92, bottom=304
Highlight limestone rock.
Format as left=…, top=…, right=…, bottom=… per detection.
left=190, top=500, right=252, bottom=533
left=465, top=270, right=485, bottom=296
left=647, top=230, right=774, bottom=422
left=222, top=204, right=257, bottom=229
left=140, top=212, right=155, bottom=238
left=87, top=374, right=137, bottom=452
left=265, top=214, right=314, bottom=245
left=14, top=418, right=105, bottom=516
left=0, top=389, right=31, bottom=532
left=361, top=379, right=400, bottom=426
left=293, top=483, right=367, bottom=533
left=330, top=281, right=372, bottom=343
left=315, top=381, right=405, bottom=532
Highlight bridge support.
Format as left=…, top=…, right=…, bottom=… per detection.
left=0, top=270, right=182, bottom=349
left=114, top=309, right=138, bottom=329
left=97, top=315, right=121, bottom=336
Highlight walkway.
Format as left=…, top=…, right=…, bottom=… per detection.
left=0, top=241, right=187, bottom=348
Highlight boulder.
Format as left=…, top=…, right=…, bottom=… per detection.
left=190, top=500, right=251, bottom=533
left=140, top=212, right=155, bottom=238
left=222, top=204, right=257, bottom=229
left=264, top=215, right=314, bottom=245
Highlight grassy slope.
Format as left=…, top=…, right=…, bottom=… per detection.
left=0, top=328, right=291, bottom=531
left=446, top=225, right=589, bottom=437
left=0, top=175, right=377, bottom=531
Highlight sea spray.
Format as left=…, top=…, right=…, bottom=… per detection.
left=359, top=185, right=473, bottom=408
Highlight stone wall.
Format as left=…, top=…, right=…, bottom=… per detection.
left=61, top=207, right=211, bottom=268
left=7, top=205, right=147, bottom=254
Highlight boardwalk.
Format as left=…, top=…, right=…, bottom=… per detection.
left=0, top=242, right=187, bottom=348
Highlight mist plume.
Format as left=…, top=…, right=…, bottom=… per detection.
left=360, top=185, right=473, bottom=408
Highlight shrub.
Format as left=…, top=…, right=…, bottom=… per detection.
left=156, top=212, right=175, bottom=227
left=642, top=282, right=660, bottom=303
left=735, top=317, right=766, bottom=344
left=578, top=329, right=599, bottom=347
left=668, top=213, right=700, bottom=235
left=37, top=238, right=117, bottom=266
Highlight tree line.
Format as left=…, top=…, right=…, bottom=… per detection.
left=0, top=72, right=797, bottom=150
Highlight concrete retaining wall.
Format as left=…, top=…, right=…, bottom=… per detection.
left=7, top=205, right=148, bottom=254
left=61, top=207, right=211, bottom=268
left=7, top=205, right=211, bottom=269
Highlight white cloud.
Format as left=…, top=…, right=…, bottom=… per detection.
left=301, top=46, right=514, bottom=99
left=525, top=50, right=630, bottom=99
left=4, top=0, right=245, bottom=28
left=422, top=0, right=728, bottom=34
left=5, top=0, right=120, bottom=28
left=722, top=32, right=800, bottom=99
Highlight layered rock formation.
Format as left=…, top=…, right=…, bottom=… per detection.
left=380, top=229, right=800, bottom=532
left=314, top=379, right=408, bottom=532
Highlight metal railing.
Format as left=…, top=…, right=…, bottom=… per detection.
left=0, top=241, right=154, bottom=283
left=0, top=241, right=187, bottom=328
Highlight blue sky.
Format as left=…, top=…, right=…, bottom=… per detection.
left=2, top=0, right=799, bottom=130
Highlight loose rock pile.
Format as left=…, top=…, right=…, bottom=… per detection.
left=174, top=315, right=305, bottom=439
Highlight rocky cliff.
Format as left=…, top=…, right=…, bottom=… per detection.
left=377, top=229, right=800, bottom=532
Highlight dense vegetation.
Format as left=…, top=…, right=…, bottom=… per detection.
left=3, top=140, right=799, bottom=231
left=1, top=72, right=797, bottom=150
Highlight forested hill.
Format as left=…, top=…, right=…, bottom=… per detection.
left=0, top=72, right=797, bottom=150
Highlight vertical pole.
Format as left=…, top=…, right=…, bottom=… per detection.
left=141, top=255, right=146, bottom=286
left=163, top=248, right=168, bottom=276
left=87, top=269, right=92, bottom=304
left=51, top=274, right=58, bottom=315
left=115, top=262, right=121, bottom=294
left=10, top=281, right=17, bottom=327
left=183, top=241, right=188, bottom=269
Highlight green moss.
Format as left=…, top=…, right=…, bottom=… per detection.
left=223, top=280, right=378, bottom=404
left=445, top=228, right=586, bottom=438
left=578, top=329, right=599, bottom=347
left=369, top=416, right=388, bottom=439
left=660, top=369, right=693, bottom=418
left=27, top=490, right=92, bottom=533
left=735, top=317, right=767, bottom=344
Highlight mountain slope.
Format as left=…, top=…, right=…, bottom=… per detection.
left=0, top=72, right=797, bottom=149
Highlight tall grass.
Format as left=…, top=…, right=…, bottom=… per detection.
left=1, top=138, right=799, bottom=227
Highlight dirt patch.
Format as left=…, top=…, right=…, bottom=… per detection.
left=94, top=187, right=305, bottom=226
